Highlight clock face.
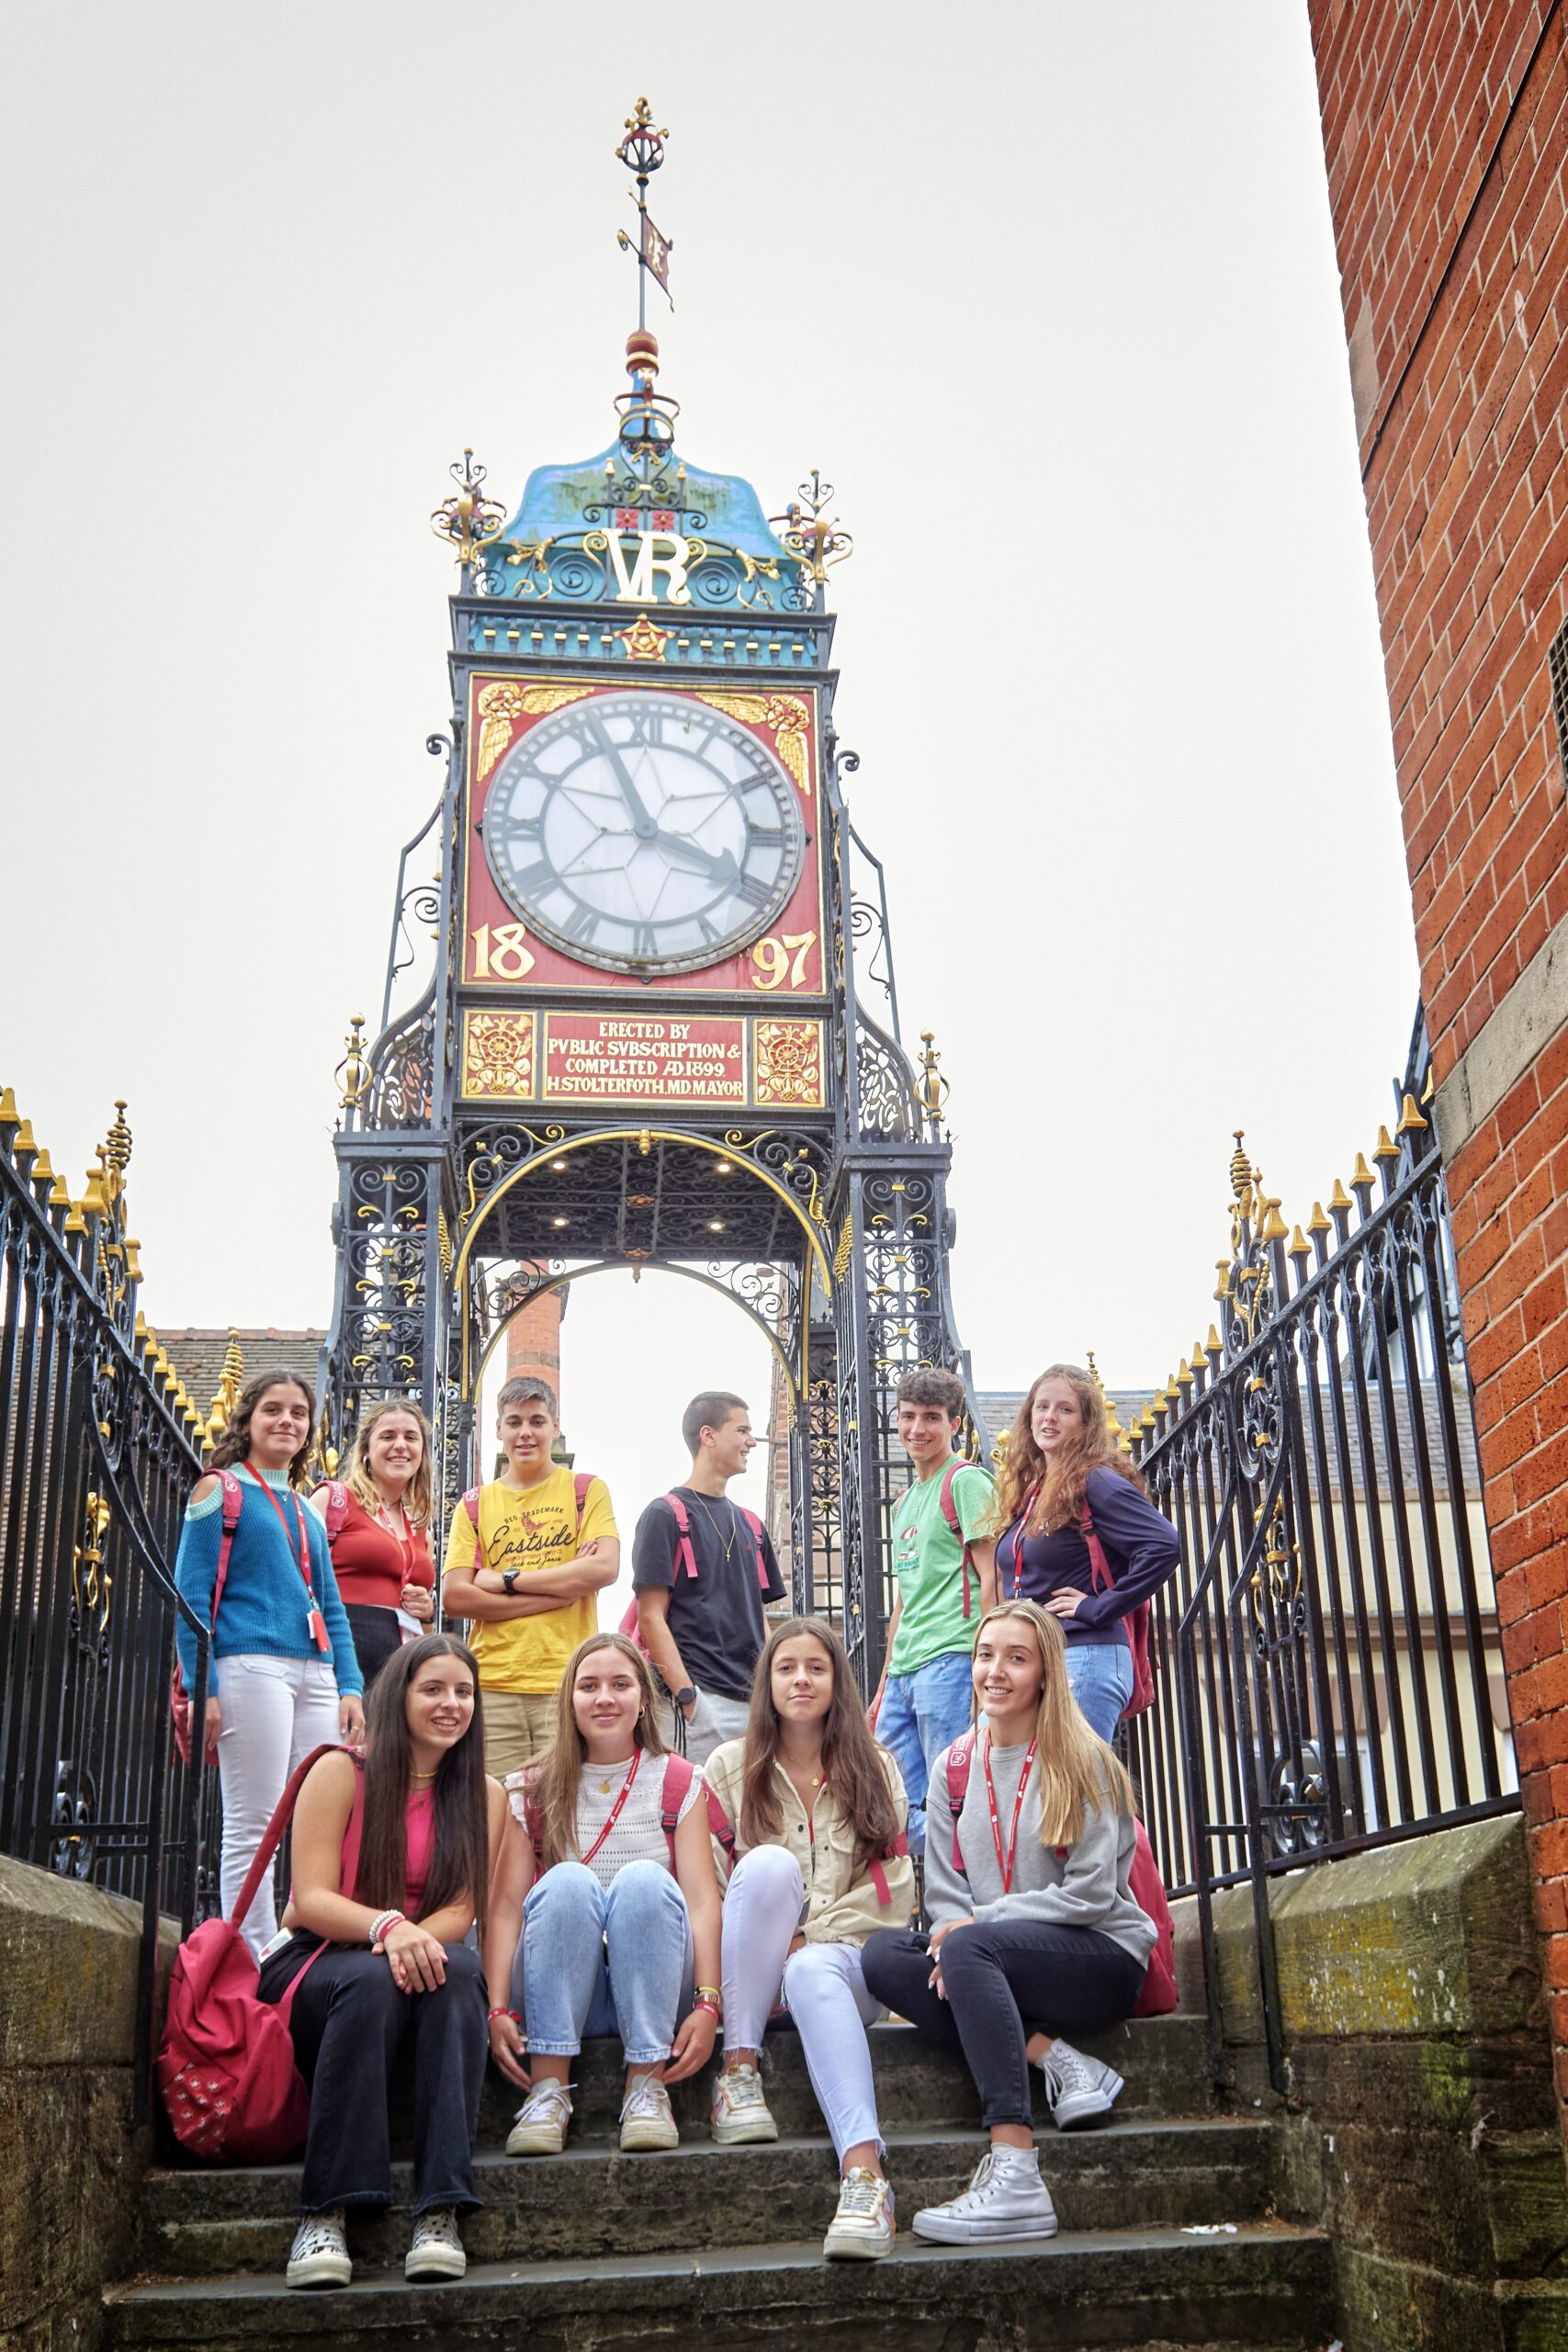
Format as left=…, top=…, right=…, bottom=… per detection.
left=481, top=690, right=807, bottom=976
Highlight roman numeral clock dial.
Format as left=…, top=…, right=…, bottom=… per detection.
left=480, top=690, right=807, bottom=977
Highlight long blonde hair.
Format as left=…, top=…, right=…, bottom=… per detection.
left=974, top=1599, right=1137, bottom=1848
left=343, top=1397, right=434, bottom=1532
left=990, top=1363, right=1145, bottom=1539
left=525, top=1634, right=668, bottom=1871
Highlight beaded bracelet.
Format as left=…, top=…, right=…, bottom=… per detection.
left=487, top=2007, right=523, bottom=2025
left=369, top=1908, right=406, bottom=1947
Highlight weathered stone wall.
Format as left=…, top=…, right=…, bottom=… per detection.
left=1176, top=1815, right=1568, bottom=2350
left=0, top=1856, right=174, bottom=2352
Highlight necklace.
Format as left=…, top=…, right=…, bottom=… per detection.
left=374, top=1487, right=412, bottom=1572
left=689, top=1489, right=738, bottom=1564
left=410, top=1766, right=439, bottom=1784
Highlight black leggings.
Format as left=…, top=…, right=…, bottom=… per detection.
left=862, top=1918, right=1146, bottom=2130
left=344, top=1603, right=404, bottom=1690
left=258, top=1933, right=487, bottom=2214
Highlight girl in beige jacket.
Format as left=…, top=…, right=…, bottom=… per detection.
left=703, top=1615, right=913, bottom=2262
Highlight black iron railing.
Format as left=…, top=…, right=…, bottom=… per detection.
left=1121, top=1112, right=1517, bottom=2088
left=0, top=1094, right=217, bottom=2120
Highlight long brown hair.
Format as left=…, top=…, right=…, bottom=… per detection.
left=972, top=1599, right=1137, bottom=1847
left=343, top=1396, right=434, bottom=1532
left=739, top=1616, right=900, bottom=1874
left=990, top=1363, right=1145, bottom=1539
left=353, top=1633, right=491, bottom=1935
left=209, top=1370, right=316, bottom=1489
left=526, top=1634, right=668, bottom=1872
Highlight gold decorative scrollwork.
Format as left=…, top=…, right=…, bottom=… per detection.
left=834, top=1213, right=853, bottom=1285
left=694, top=692, right=812, bottom=797
left=475, top=682, right=598, bottom=785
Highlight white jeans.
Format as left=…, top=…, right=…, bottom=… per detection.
left=216, top=1653, right=343, bottom=1955
left=721, top=1845, right=884, bottom=2163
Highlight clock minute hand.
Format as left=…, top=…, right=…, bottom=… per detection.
left=587, top=718, right=659, bottom=841
left=653, top=828, right=739, bottom=886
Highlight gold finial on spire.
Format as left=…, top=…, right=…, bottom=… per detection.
left=431, top=449, right=506, bottom=574
left=1229, top=1129, right=1253, bottom=1201
left=918, top=1031, right=949, bottom=1128
left=336, top=1016, right=370, bottom=1113
left=103, top=1099, right=132, bottom=1182
left=773, top=469, right=854, bottom=584
left=1372, top=1123, right=1400, bottom=1164
left=1395, top=1091, right=1427, bottom=1136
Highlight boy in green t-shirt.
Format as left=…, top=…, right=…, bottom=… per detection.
left=867, top=1368, right=996, bottom=1857
left=440, top=1375, right=619, bottom=1777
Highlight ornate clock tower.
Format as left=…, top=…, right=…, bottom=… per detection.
left=321, top=102, right=976, bottom=1687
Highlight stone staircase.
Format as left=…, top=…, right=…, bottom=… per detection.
left=107, top=2015, right=1335, bottom=2350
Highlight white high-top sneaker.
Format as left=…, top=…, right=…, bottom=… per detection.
left=1039, top=2036, right=1125, bottom=2129
left=911, top=2144, right=1059, bottom=2245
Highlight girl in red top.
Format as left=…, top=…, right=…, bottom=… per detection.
left=312, top=1400, right=436, bottom=1690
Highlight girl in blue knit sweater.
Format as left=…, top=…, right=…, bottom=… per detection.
left=175, top=1372, right=364, bottom=1954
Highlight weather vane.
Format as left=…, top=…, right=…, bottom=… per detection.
left=615, top=97, right=673, bottom=329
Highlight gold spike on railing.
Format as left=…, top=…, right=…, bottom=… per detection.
left=1395, top=1091, right=1427, bottom=1136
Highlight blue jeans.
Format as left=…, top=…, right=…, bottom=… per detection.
left=1066, top=1641, right=1134, bottom=1742
left=516, top=1860, right=694, bottom=2067
left=878, top=1647, right=976, bottom=1856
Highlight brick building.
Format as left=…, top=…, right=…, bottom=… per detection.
left=1308, top=2, right=1568, bottom=2106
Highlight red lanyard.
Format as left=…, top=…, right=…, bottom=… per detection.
left=248, top=1470, right=331, bottom=1653
left=581, top=1750, right=642, bottom=1865
left=1008, top=1482, right=1043, bottom=1598
left=981, top=1730, right=1037, bottom=1892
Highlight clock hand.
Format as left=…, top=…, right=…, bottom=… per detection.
left=586, top=717, right=659, bottom=841
left=652, top=828, right=739, bottom=886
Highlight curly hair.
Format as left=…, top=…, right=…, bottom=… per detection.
left=209, top=1371, right=316, bottom=1488
left=739, top=1615, right=900, bottom=1875
left=990, top=1363, right=1145, bottom=1539
left=342, top=1397, right=434, bottom=1531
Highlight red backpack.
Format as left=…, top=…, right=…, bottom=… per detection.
left=937, top=1459, right=994, bottom=1621
left=171, top=1471, right=244, bottom=1767
left=521, top=1750, right=698, bottom=1876
left=618, top=1491, right=769, bottom=1649
left=943, top=1728, right=1178, bottom=2017
left=157, top=1742, right=361, bottom=2160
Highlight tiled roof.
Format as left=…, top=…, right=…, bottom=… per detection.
left=162, top=1329, right=325, bottom=1416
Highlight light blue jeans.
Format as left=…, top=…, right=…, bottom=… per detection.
left=877, top=1646, right=976, bottom=1856
left=516, top=1860, right=694, bottom=2067
left=1066, top=1641, right=1134, bottom=1742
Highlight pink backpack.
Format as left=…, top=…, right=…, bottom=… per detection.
left=936, top=1459, right=992, bottom=1621
left=171, top=1471, right=244, bottom=1767
left=463, top=1472, right=594, bottom=1566
left=157, top=1742, right=362, bottom=2160
left=618, top=1491, right=769, bottom=1649
left=522, top=1751, right=698, bottom=1876
left=943, top=1728, right=1179, bottom=2017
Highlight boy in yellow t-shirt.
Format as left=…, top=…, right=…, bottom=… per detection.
left=440, top=1376, right=619, bottom=1776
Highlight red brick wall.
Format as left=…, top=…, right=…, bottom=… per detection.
left=503, top=1284, right=564, bottom=1403
left=1309, top=1, right=1568, bottom=2103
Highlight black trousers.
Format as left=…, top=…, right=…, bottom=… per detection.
left=862, top=1918, right=1146, bottom=2130
left=258, top=1934, right=487, bottom=2213
left=344, top=1602, right=403, bottom=1690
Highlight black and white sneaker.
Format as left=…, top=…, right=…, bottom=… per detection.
left=285, top=2209, right=351, bottom=2289
left=405, top=2205, right=466, bottom=2282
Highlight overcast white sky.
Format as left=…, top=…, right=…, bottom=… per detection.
left=2, top=4, right=1416, bottom=1563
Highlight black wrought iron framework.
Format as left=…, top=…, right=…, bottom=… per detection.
left=0, top=1094, right=220, bottom=2120
left=1122, top=1089, right=1517, bottom=2090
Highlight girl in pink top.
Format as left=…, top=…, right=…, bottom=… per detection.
left=258, top=1633, right=508, bottom=2292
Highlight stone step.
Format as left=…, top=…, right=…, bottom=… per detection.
left=108, top=2222, right=1334, bottom=2350
left=446, top=2012, right=1213, bottom=2149
left=140, top=2116, right=1274, bottom=2277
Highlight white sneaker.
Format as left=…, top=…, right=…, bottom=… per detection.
left=912, top=2146, right=1059, bottom=2244
left=823, top=2165, right=896, bottom=2259
left=506, top=2077, right=573, bottom=2155
left=285, top=2208, right=351, bottom=2289
left=1040, top=2037, right=1124, bottom=2129
left=404, top=2205, right=466, bottom=2282
left=710, top=2061, right=778, bottom=2144
left=619, top=2075, right=680, bottom=2152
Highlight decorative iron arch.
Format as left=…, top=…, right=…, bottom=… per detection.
left=468, top=1256, right=801, bottom=1408
left=452, top=1125, right=832, bottom=1393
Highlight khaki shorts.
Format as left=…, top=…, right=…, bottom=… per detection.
left=480, top=1689, right=559, bottom=1777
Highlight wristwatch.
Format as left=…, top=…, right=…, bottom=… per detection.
left=673, top=1684, right=697, bottom=1712
left=502, top=1569, right=520, bottom=1594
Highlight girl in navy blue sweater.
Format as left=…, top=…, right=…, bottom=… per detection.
left=990, top=1365, right=1179, bottom=1743
left=175, top=1372, right=364, bottom=1954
